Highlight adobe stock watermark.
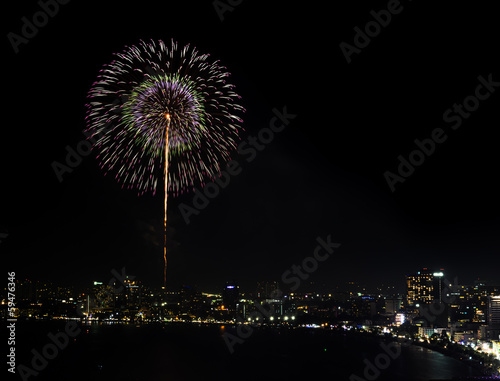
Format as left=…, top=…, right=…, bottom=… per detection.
left=213, top=0, right=243, bottom=22
left=350, top=339, right=412, bottom=381
left=15, top=267, right=133, bottom=381
left=16, top=321, right=81, bottom=381
left=51, top=94, right=130, bottom=182
left=7, top=0, right=70, bottom=54
left=52, top=62, right=169, bottom=183
left=384, top=73, right=499, bottom=192
left=222, top=289, right=282, bottom=354
left=281, top=235, right=341, bottom=291
left=223, top=235, right=340, bottom=353
left=339, top=0, right=410, bottom=64
left=178, top=106, right=297, bottom=224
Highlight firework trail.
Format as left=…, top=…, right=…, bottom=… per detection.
left=85, top=39, right=244, bottom=286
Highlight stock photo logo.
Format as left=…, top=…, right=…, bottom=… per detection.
left=7, top=0, right=71, bottom=53
left=13, top=268, right=133, bottom=380
left=212, top=0, right=243, bottom=22
left=384, top=73, right=499, bottom=192
left=223, top=235, right=341, bottom=354
left=178, top=106, right=297, bottom=224
left=339, top=0, right=409, bottom=64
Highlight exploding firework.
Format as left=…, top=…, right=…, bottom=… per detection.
left=86, top=39, right=244, bottom=195
left=85, top=39, right=244, bottom=285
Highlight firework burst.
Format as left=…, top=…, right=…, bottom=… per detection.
left=85, top=39, right=244, bottom=285
left=85, top=39, right=244, bottom=196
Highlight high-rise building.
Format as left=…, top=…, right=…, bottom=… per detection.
left=406, top=268, right=434, bottom=306
left=385, top=297, right=402, bottom=315
left=432, top=270, right=445, bottom=303
left=406, top=268, right=446, bottom=306
left=123, top=276, right=141, bottom=310
left=256, top=281, right=280, bottom=300
left=489, top=296, right=500, bottom=327
left=223, top=281, right=239, bottom=309
left=406, top=268, right=449, bottom=327
left=395, top=312, right=405, bottom=326
left=17, top=279, right=36, bottom=302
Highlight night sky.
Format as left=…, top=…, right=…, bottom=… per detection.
left=3, top=1, right=499, bottom=292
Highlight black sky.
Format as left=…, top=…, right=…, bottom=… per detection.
left=3, top=0, right=499, bottom=292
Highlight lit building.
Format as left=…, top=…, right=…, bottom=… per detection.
left=256, top=281, right=280, bottom=299
left=179, top=285, right=202, bottom=316
left=222, top=281, right=239, bottom=311
left=406, top=268, right=434, bottom=306
left=406, top=268, right=445, bottom=306
left=123, top=276, right=141, bottom=310
left=453, top=331, right=475, bottom=343
left=489, top=296, right=500, bottom=327
left=385, top=297, right=402, bottom=315
left=418, top=327, right=435, bottom=338
left=17, top=279, right=36, bottom=302
left=471, top=295, right=500, bottom=340
left=395, top=313, right=405, bottom=326
left=92, top=281, right=114, bottom=310
left=492, top=341, right=500, bottom=360
left=432, top=271, right=445, bottom=303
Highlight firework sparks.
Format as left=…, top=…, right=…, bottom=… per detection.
left=85, top=39, right=244, bottom=286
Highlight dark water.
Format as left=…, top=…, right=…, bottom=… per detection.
left=13, top=321, right=486, bottom=381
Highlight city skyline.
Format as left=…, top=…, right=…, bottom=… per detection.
left=3, top=1, right=500, bottom=379
left=4, top=266, right=500, bottom=378
left=6, top=267, right=500, bottom=345
left=9, top=266, right=499, bottom=297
